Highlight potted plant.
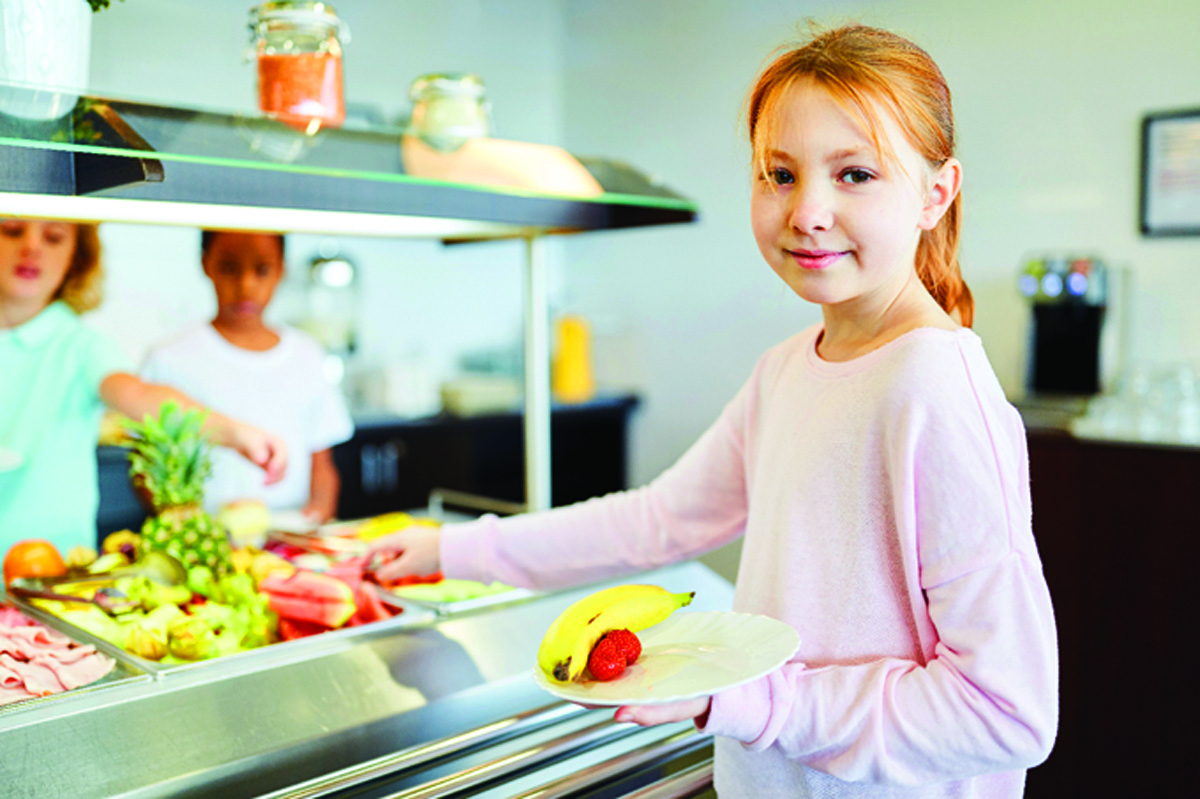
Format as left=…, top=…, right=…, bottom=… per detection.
left=0, top=0, right=123, bottom=120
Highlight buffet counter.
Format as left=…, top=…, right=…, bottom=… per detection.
left=0, top=561, right=731, bottom=798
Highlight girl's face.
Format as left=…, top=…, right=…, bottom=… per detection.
left=202, top=232, right=284, bottom=327
left=0, top=219, right=77, bottom=309
left=750, top=80, right=958, bottom=320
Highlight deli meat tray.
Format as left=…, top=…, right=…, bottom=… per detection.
left=0, top=601, right=150, bottom=714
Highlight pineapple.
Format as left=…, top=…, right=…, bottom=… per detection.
left=124, top=401, right=233, bottom=575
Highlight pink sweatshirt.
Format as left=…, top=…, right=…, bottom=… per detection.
left=442, top=324, right=1058, bottom=798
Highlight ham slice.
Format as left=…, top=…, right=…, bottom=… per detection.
left=0, top=660, right=24, bottom=689
left=0, top=611, right=116, bottom=706
left=0, top=607, right=39, bottom=628
left=32, top=652, right=113, bottom=691
left=0, top=653, right=62, bottom=696
left=0, top=684, right=33, bottom=706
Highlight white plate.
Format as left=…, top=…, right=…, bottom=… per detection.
left=0, top=447, right=23, bottom=472
left=531, top=611, right=800, bottom=706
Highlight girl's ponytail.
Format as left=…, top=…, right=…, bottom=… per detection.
left=917, top=191, right=972, bottom=327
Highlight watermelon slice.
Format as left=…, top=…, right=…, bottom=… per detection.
left=347, top=581, right=395, bottom=626
left=277, top=617, right=331, bottom=641
left=259, top=570, right=356, bottom=628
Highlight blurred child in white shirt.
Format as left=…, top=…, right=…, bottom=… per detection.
left=142, top=230, right=353, bottom=523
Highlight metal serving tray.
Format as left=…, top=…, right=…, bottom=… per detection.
left=0, top=561, right=733, bottom=797
left=378, top=583, right=539, bottom=617
left=7, top=578, right=438, bottom=678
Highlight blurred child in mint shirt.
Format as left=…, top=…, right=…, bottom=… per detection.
left=0, top=219, right=289, bottom=554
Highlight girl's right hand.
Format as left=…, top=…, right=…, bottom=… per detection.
left=366, top=525, right=442, bottom=583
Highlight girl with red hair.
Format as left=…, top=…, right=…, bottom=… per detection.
left=368, top=24, right=1057, bottom=798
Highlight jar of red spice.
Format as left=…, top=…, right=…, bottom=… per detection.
left=248, top=1, right=349, bottom=130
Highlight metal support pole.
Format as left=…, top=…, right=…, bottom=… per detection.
left=522, top=235, right=551, bottom=512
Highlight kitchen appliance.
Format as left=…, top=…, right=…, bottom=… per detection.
left=1018, top=255, right=1108, bottom=395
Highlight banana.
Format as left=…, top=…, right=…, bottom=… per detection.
left=537, top=584, right=694, bottom=683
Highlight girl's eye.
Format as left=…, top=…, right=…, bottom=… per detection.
left=0, top=222, right=24, bottom=238
left=838, top=168, right=874, bottom=186
left=769, top=167, right=795, bottom=186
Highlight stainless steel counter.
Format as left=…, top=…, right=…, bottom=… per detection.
left=0, top=561, right=732, bottom=798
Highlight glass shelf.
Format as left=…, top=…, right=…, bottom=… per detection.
left=0, top=82, right=697, bottom=239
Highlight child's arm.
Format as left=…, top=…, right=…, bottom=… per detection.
left=303, top=448, right=339, bottom=523
left=369, top=374, right=757, bottom=587
left=99, top=372, right=288, bottom=484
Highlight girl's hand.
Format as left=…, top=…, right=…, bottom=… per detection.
left=230, top=422, right=288, bottom=485
left=366, top=525, right=442, bottom=583
left=300, top=503, right=331, bottom=525
left=614, top=697, right=711, bottom=728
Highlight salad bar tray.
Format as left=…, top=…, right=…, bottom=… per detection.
left=379, top=582, right=539, bottom=617
left=8, top=576, right=438, bottom=678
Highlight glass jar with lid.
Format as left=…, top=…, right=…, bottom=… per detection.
left=248, top=1, right=350, bottom=130
left=405, top=73, right=492, bottom=151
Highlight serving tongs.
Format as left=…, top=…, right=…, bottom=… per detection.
left=6, top=551, right=187, bottom=617
left=267, top=529, right=365, bottom=557
left=36, top=551, right=188, bottom=589
left=8, top=584, right=139, bottom=616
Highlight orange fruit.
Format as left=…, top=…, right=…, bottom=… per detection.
left=3, top=539, right=67, bottom=586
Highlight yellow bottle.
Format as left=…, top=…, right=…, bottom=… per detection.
left=552, top=314, right=596, bottom=403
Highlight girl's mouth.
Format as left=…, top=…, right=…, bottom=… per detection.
left=788, top=249, right=846, bottom=270
left=14, top=265, right=40, bottom=280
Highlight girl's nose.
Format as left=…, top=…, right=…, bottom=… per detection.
left=788, top=182, right=833, bottom=234
left=20, top=226, right=43, bottom=257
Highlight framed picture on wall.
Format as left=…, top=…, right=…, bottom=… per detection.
left=1140, top=108, right=1200, bottom=236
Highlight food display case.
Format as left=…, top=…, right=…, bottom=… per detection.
left=0, top=561, right=730, bottom=798
left=0, top=80, right=697, bottom=516
left=1, top=80, right=709, bottom=796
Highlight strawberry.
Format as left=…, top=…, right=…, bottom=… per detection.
left=587, top=636, right=627, bottom=681
left=604, top=629, right=641, bottom=664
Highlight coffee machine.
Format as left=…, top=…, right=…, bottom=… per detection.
left=1018, top=255, right=1107, bottom=395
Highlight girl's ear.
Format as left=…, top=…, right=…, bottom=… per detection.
left=918, top=158, right=962, bottom=230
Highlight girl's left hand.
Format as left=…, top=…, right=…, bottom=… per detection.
left=613, top=696, right=711, bottom=727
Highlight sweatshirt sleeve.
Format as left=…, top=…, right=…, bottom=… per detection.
left=440, top=380, right=755, bottom=591
left=699, top=349, right=1059, bottom=786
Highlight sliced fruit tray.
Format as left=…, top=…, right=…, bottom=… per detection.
left=7, top=568, right=436, bottom=678
left=265, top=512, right=537, bottom=617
